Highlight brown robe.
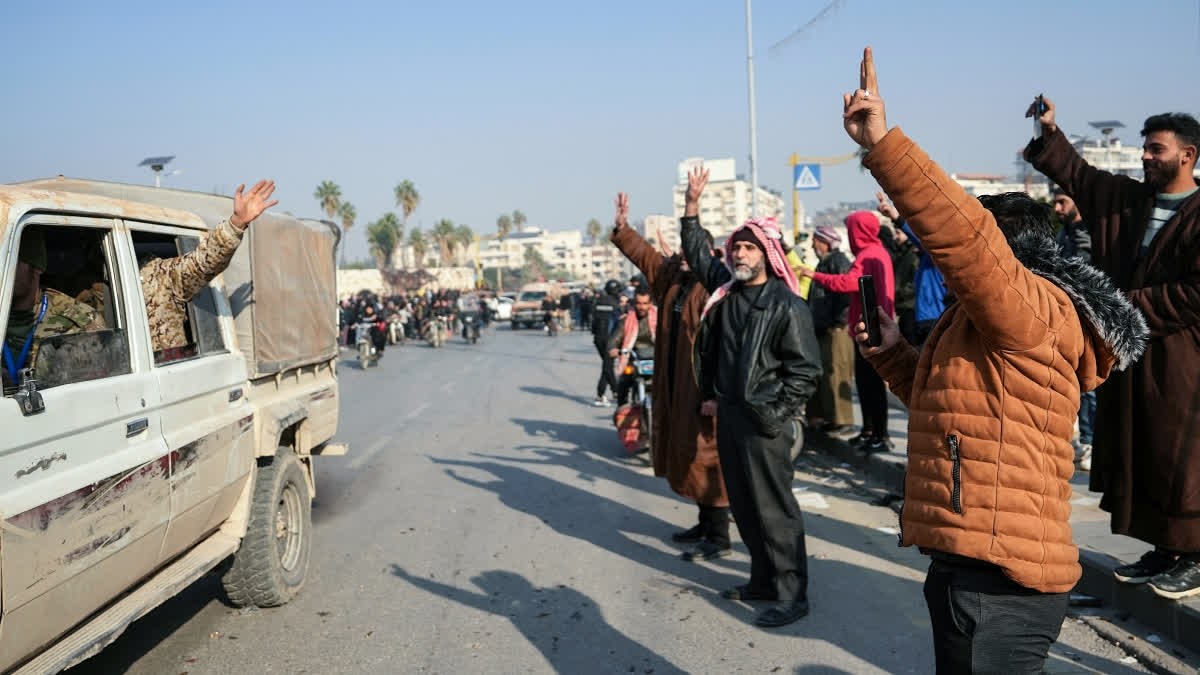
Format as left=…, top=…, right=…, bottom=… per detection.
left=1027, top=128, right=1200, bottom=550
left=611, top=226, right=728, bottom=507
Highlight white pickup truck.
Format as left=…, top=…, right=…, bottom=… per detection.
left=0, top=178, right=346, bottom=673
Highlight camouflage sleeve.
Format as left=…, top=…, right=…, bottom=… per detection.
left=146, top=219, right=245, bottom=305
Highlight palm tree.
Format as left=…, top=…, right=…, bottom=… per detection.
left=314, top=181, right=341, bottom=219
left=408, top=228, right=428, bottom=268
left=393, top=180, right=419, bottom=267
left=512, top=209, right=527, bottom=233
left=431, top=219, right=457, bottom=267
left=367, top=212, right=402, bottom=269
left=336, top=202, right=356, bottom=266
left=497, top=214, right=512, bottom=239
left=586, top=218, right=604, bottom=244
left=454, top=224, right=475, bottom=266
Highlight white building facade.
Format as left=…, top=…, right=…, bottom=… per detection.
left=671, top=157, right=787, bottom=240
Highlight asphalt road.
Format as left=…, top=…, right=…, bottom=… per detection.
left=67, top=324, right=1155, bottom=674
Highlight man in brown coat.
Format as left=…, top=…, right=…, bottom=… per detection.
left=1025, top=100, right=1200, bottom=599
left=610, top=191, right=731, bottom=561
left=847, top=48, right=1147, bottom=671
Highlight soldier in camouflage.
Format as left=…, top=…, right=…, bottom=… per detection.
left=2, top=229, right=104, bottom=391
left=140, top=179, right=277, bottom=358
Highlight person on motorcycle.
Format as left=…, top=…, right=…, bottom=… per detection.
left=608, top=286, right=656, bottom=406
left=457, top=294, right=483, bottom=341
left=360, top=303, right=387, bottom=358
left=590, top=279, right=624, bottom=406
left=540, top=294, right=557, bottom=333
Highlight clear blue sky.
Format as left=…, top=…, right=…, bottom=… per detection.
left=4, top=0, right=1198, bottom=262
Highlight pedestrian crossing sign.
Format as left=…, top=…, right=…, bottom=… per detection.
left=794, top=163, right=821, bottom=190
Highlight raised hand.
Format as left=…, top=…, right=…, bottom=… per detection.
left=615, top=192, right=630, bottom=230
left=843, top=47, right=888, bottom=150
left=684, top=166, right=710, bottom=217
left=1024, top=95, right=1057, bottom=135
left=231, top=180, right=279, bottom=229
left=876, top=190, right=900, bottom=221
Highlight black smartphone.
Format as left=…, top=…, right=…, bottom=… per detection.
left=859, top=275, right=882, bottom=347
left=1034, top=94, right=1046, bottom=134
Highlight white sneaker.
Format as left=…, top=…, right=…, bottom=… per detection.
left=592, top=396, right=609, bottom=407
left=1076, top=444, right=1092, bottom=471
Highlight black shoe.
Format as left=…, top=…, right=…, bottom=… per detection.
left=861, top=436, right=894, bottom=453
left=846, top=431, right=872, bottom=447
left=721, top=584, right=778, bottom=602
left=754, top=600, right=810, bottom=627
left=1148, top=557, right=1200, bottom=599
left=671, top=523, right=707, bottom=544
left=1113, top=549, right=1179, bottom=584
left=681, top=540, right=732, bottom=562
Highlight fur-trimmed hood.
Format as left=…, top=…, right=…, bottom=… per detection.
left=1008, top=230, right=1148, bottom=375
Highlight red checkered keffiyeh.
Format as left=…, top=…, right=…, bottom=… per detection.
left=701, top=217, right=800, bottom=319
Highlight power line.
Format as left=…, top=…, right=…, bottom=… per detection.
left=768, top=0, right=847, bottom=58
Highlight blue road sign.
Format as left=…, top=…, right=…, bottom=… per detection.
left=793, top=163, right=821, bottom=191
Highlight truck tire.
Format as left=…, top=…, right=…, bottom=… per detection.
left=222, top=449, right=312, bottom=607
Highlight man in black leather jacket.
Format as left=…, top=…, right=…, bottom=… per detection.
left=681, top=167, right=821, bottom=629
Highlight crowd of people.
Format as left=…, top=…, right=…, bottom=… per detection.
left=337, top=288, right=495, bottom=356
left=594, top=46, right=1198, bottom=673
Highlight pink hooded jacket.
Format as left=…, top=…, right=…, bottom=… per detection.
left=810, top=211, right=895, bottom=335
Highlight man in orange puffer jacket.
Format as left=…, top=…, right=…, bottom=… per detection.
left=844, top=48, right=1148, bottom=673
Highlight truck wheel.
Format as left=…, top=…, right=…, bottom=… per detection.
left=222, top=449, right=312, bottom=607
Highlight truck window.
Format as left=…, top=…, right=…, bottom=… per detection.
left=2, top=224, right=131, bottom=395
left=130, top=231, right=228, bottom=365
left=519, top=291, right=546, bottom=302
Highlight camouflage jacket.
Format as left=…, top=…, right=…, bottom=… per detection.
left=141, top=219, right=244, bottom=353
left=1, top=289, right=104, bottom=389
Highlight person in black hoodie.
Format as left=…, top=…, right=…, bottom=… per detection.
left=590, top=280, right=624, bottom=406
left=806, top=226, right=855, bottom=431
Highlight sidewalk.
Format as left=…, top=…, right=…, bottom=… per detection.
left=802, top=392, right=1200, bottom=651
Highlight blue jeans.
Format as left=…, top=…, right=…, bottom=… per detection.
left=1078, top=390, right=1096, bottom=445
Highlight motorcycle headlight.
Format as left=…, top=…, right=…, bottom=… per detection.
left=623, top=365, right=634, bottom=376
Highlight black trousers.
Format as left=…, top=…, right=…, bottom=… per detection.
left=698, top=504, right=731, bottom=547
left=594, top=337, right=617, bottom=398
left=854, top=349, right=888, bottom=436
left=924, top=557, right=1068, bottom=674
left=716, top=401, right=808, bottom=605
left=616, top=373, right=636, bottom=406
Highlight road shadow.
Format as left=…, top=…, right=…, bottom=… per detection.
left=391, top=566, right=687, bottom=674
left=519, top=385, right=596, bottom=406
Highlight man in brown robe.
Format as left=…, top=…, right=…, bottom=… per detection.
left=1025, top=99, right=1200, bottom=599
left=610, top=191, right=731, bottom=561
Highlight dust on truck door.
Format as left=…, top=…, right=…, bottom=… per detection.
left=125, top=223, right=253, bottom=563
left=0, top=216, right=169, bottom=672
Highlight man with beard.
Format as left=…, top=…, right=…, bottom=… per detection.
left=1026, top=101, right=1200, bottom=599
left=684, top=188, right=821, bottom=628
left=610, top=187, right=731, bottom=562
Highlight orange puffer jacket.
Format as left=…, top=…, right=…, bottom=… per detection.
left=864, top=129, right=1148, bottom=593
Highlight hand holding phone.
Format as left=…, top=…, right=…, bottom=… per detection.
left=859, top=275, right=882, bottom=348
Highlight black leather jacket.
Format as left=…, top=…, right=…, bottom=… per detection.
left=681, top=216, right=822, bottom=438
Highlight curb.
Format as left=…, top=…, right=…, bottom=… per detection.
left=801, top=432, right=1200, bottom=654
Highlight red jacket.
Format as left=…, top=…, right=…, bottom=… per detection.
left=810, top=211, right=895, bottom=334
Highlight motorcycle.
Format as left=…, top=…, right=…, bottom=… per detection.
left=425, top=316, right=446, bottom=348
left=614, top=348, right=653, bottom=453
left=387, top=316, right=407, bottom=345
left=461, top=312, right=482, bottom=344
left=356, top=321, right=384, bottom=369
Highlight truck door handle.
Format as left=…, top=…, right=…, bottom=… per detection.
left=229, top=387, right=244, bottom=403
left=126, top=418, right=149, bottom=437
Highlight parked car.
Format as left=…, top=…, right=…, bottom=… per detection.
left=495, top=296, right=514, bottom=320
left=1, top=178, right=347, bottom=674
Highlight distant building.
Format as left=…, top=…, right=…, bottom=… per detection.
left=671, top=157, right=787, bottom=240
left=642, top=214, right=680, bottom=257
left=952, top=173, right=1051, bottom=200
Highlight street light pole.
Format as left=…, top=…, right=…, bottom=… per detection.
left=745, top=0, right=760, bottom=219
